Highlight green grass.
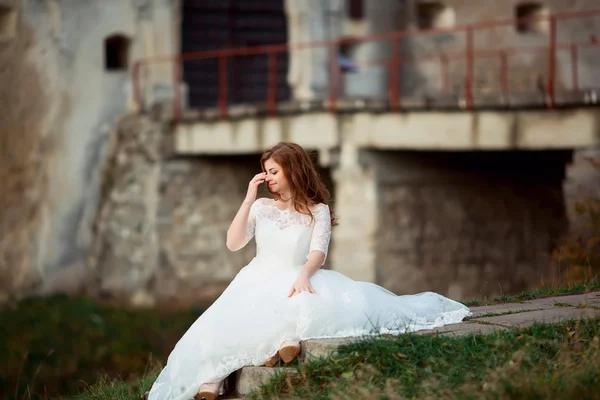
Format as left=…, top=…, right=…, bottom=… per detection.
left=2, top=280, right=600, bottom=400
left=59, top=374, right=157, bottom=400
left=251, top=317, right=600, bottom=400
left=0, top=294, right=203, bottom=400
left=461, top=275, right=600, bottom=307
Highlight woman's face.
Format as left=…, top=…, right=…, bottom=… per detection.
left=263, top=158, right=290, bottom=195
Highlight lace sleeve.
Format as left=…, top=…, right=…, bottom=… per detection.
left=232, top=198, right=262, bottom=251
left=308, top=204, right=332, bottom=265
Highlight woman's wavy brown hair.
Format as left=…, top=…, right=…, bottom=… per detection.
left=261, top=142, right=338, bottom=227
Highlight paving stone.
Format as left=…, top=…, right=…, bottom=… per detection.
left=469, top=291, right=600, bottom=317
left=523, top=293, right=594, bottom=309
left=469, top=303, right=547, bottom=318
left=417, top=322, right=506, bottom=336
left=235, top=366, right=297, bottom=395
left=472, top=307, right=600, bottom=329
left=586, top=292, right=600, bottom=307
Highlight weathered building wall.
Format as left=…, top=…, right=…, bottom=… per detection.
left=155, top=156, right=263, bottom=305
left=172, top=106, right=598, bottom=303
left=87, top=112, right=335, bottom=307
left=1, top=0, right=597, bottom=306
left=87, top=110, right=587, bottom=306
left=0, top=0, right=177, bottom=302
left=287, top=0, right=600, bottom=99
left=0, top=0, right=51, bottom=301
left=564, top=148, right=600, bottom=234
left=86, top=114, right=164, bottom=305
left=155, top=155, right=335, bottom=306
left=372, top=150, right=571, bottom=300
left=417, top=0, right=600, bottom=97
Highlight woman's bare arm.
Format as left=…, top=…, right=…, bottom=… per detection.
left=226, top=172, right=266, bottom=251
left=226, top=200, right=254, bottom=251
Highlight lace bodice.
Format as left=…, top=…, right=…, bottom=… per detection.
left=235, top=198, right=332, bottom=266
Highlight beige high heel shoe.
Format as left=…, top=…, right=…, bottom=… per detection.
left=279, top=340, right=301, bottom=363
left=195, top=379, right=225, bottom=400
left=264, top=351, right=281, bottom=367
left=264, top=340, right=302, bottom=367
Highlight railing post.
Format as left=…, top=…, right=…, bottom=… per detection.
left=570, top=43, right=578, bottom=92
left=439, top=53, right=449, bottom=95
left=328, top=43, right=338, bottom=111
left=389, top=36, right=401, bottom=111
left=464, top=26, right=474, bottom=110
left=218, top=56, right=228, bottom=119
left=547, top=15, right=557, bottom=108
left=267, top=51, right=278, bottom=116
left=172, top=56, right=182, bottom=122
left=500, top=51, right=509, bottom=105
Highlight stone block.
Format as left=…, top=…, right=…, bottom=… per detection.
left=235, top=366, right=297, bottom=395
left=300, top=337, right=359, bottom=360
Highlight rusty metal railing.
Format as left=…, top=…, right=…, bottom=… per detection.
left=132, top=8, right=600, bottom=121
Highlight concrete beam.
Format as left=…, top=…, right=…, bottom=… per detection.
left=174, top=108, right=600, bottom=154
left=348, top=108, right=600, bottom=150
left=174, top=113, right=339, bottom=154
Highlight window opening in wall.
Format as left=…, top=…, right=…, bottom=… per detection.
left=515, top=3, right=549, bottom=34
left=0, top=5, right=18, bottom=38
left=105, top=34, right=131, bottom=71
left=348, top=0, right=364, bottom=21
left=416, top=2, right=455, bottom=30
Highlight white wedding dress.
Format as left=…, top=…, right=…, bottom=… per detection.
left=149, top=198, right=471, bottom=400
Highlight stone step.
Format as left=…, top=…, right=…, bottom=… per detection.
left=300, top=337, right=359, bottom=360
left=235, top=366, right=297, bottom=395
left=234, top=338, right=357, bottom=396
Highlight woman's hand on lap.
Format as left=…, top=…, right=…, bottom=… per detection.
left=288, top=273, right=316, bottom=297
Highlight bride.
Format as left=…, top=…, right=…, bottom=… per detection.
left=148, top=142, right=471, bottom=400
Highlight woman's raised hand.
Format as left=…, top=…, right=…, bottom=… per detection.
left=244, top=172, right=267, bottom=204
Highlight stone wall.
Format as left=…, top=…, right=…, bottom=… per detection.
left=0, top=0, right=50, bottom=301
left=84, top=114, right=260, bottom=306
left=0, top=0, right=177, bottom=303
left=429, top=0, right=600, bottom=98
left=86, top=114, right=164, bottom=304
left=564, top=148, right=600, bottom=234
left=86, top=112, right=336, bottom=307
left=154, top=153, right=335, bottom=305
left=322, top=0, right=600, bottom=99
left=373, top=150, right=572, bottom=300
left=154, top=156, right=262, bottom=305
left=86, top=111, right=582, bottom=306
